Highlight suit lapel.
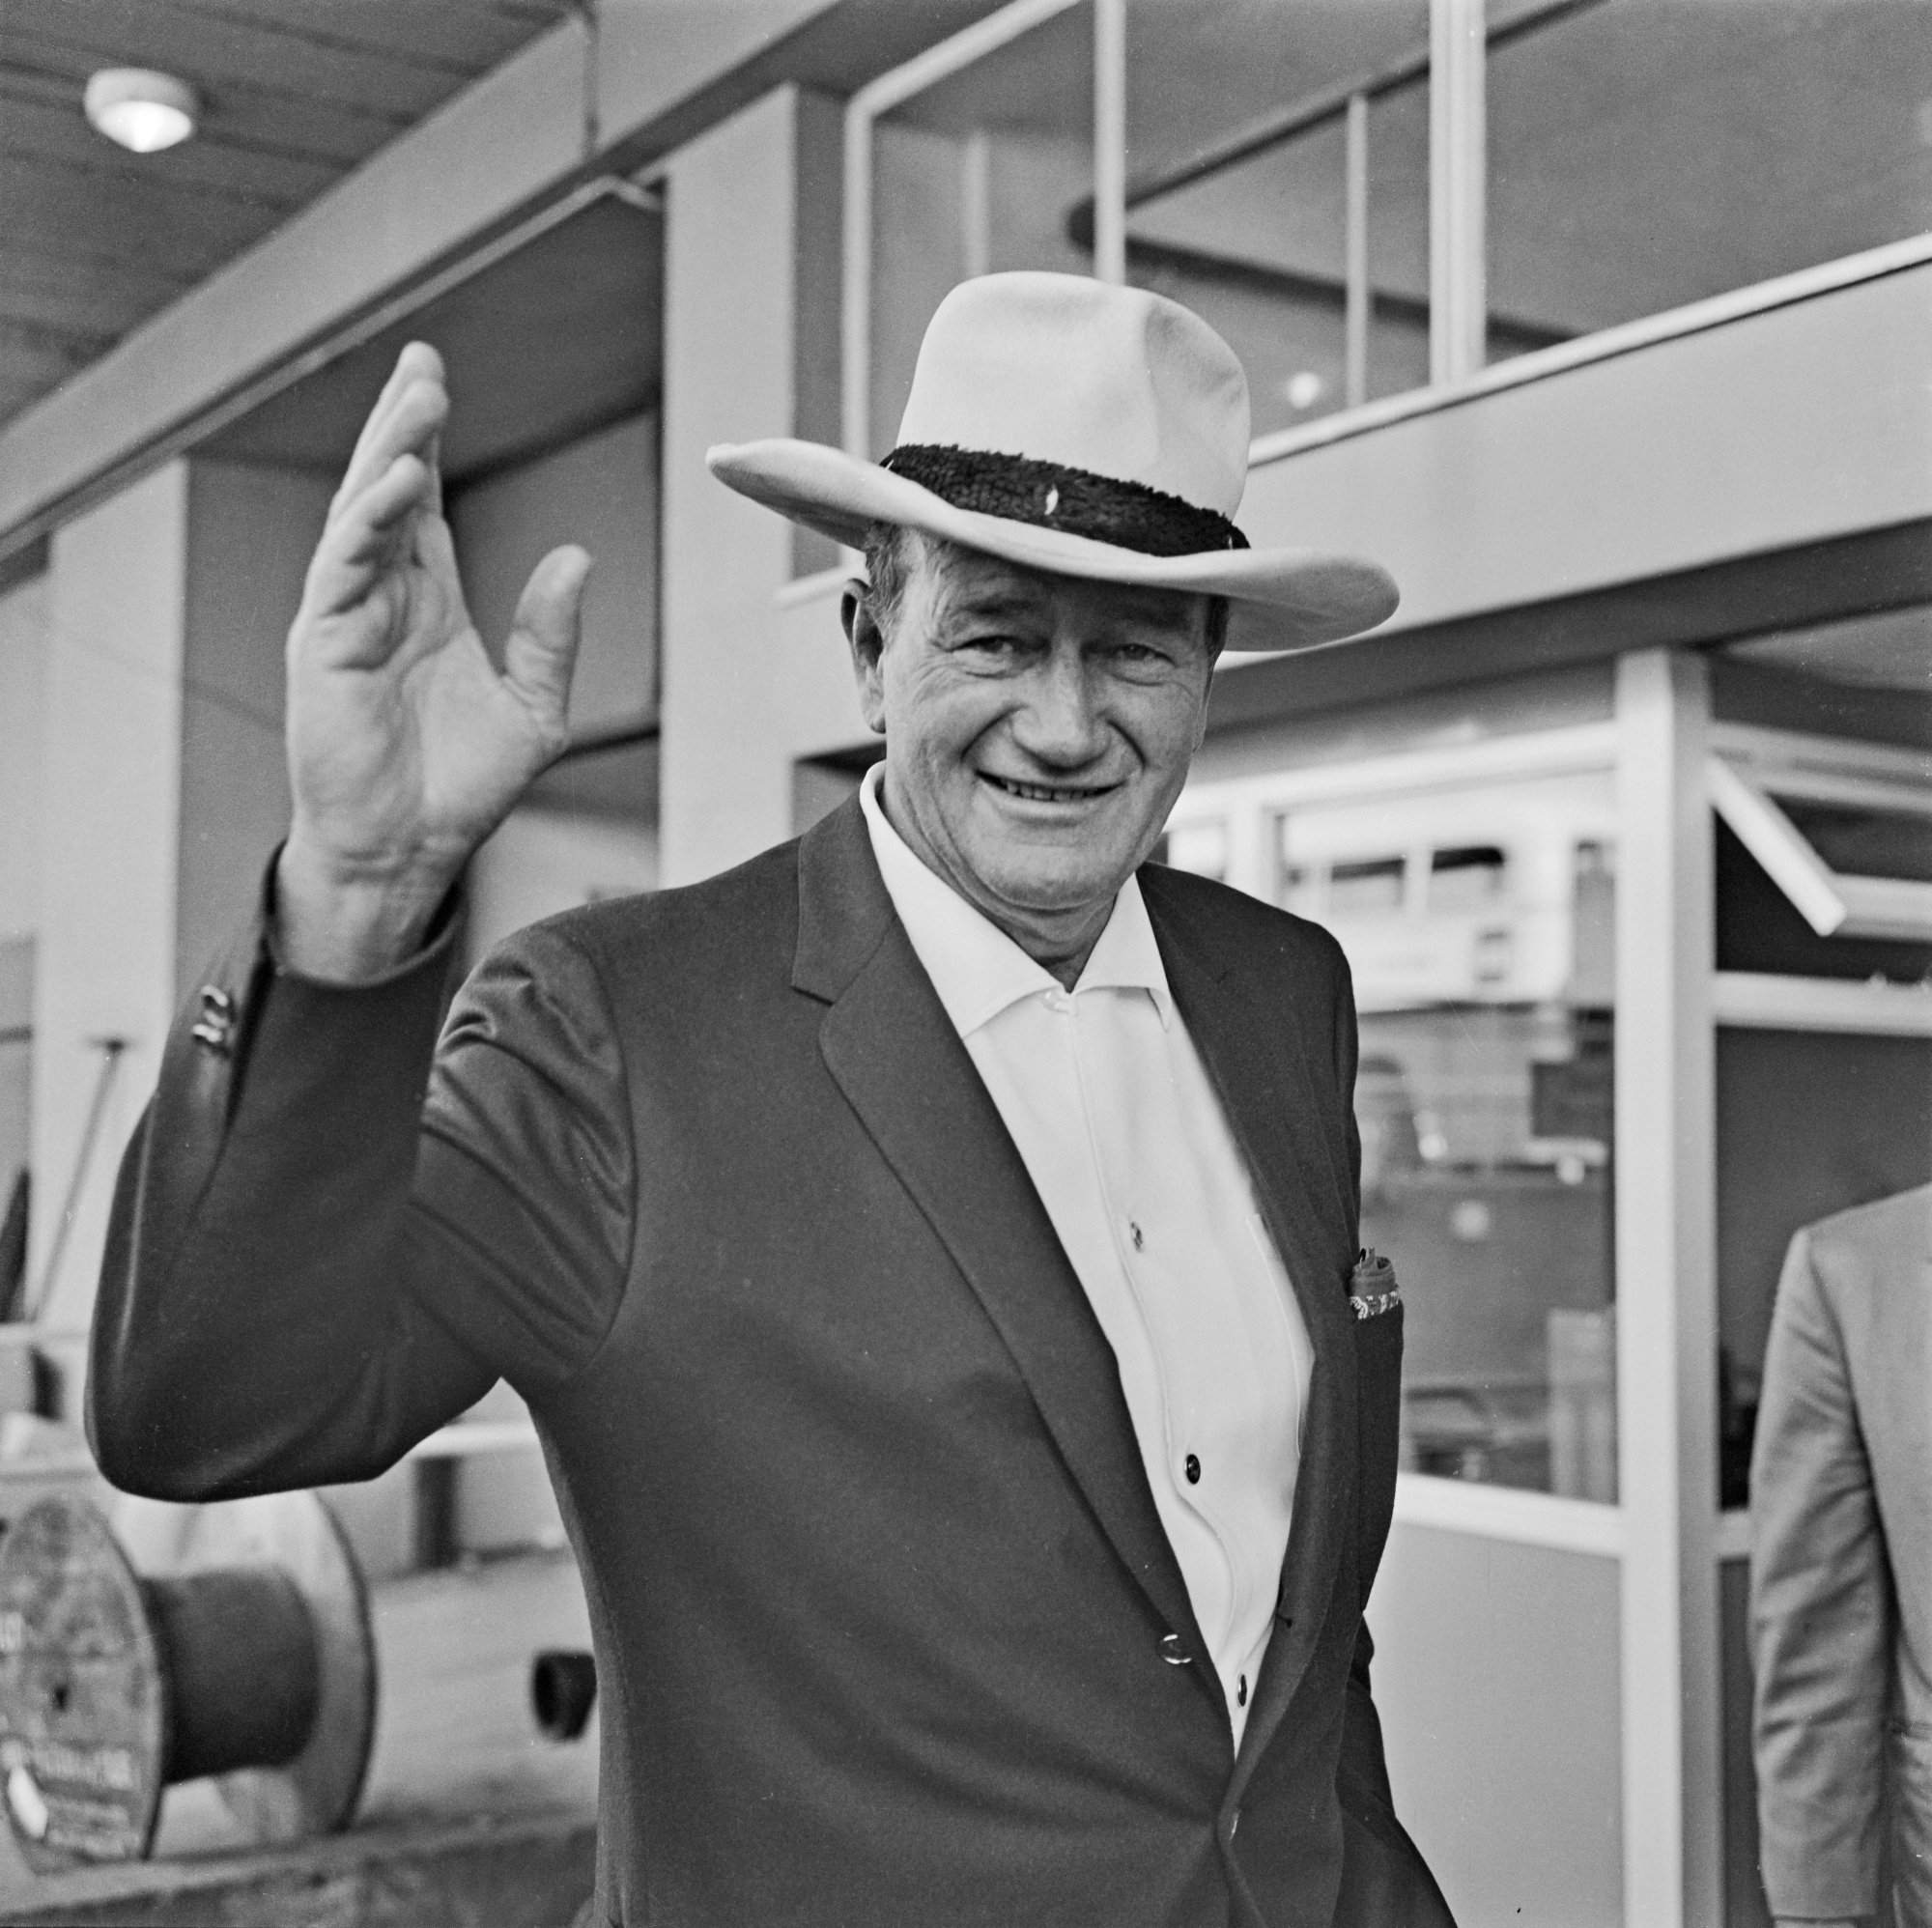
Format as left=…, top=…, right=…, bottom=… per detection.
left=795, top=803, right=1209, bottom=1668
left=1142, top=876, right=1359, bottom=1794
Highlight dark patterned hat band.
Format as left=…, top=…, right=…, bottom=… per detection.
left=880, top=444, right=1249, bottom=560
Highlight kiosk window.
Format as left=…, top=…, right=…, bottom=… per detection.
left=1428, top=845, right=1507, bottom=910
left=1358, top=1004, right=1615, bottom=1500
left=1329, top=856, right=1406, bottom=915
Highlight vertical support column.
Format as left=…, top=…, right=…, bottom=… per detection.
left=1613, top=647, right=1722, bottom=1928
left=840, top=90, right=874, bottom=460
left=30, top=455, right=330, bottom=1393
left=30, top=465, right=189, bottom=1377
left=1344, top=92, right=1370, bottom=410
left=1092, top=0, right=1127, bottom=286
left=661, top=88, right=857, bottom=888
left=1428, top=0, right=1486, bottom=385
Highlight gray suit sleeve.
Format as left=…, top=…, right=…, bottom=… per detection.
left=1749, top=1225, right=1892, bottom=1921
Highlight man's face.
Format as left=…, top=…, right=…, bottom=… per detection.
left=846, top=537, right=1218, bottom=964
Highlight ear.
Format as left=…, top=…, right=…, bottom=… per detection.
left=842, top=580, right=889, bottom=735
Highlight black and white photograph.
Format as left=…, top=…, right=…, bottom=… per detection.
left=0, top=2, right=1928, bottom=1923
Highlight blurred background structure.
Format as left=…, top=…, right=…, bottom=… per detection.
left=0, top=2, right=1928, bottom=1922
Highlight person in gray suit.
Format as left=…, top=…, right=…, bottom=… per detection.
left=1750, top=1180, right=1932, bottom=1928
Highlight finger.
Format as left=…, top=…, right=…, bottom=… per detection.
left=342, top=343, right=442, bottom=490
left=330, top=345, right=447, bottom=522
left=423, top=423, right=444, bottom=523
left=305, top=454, right=435, bottom=615
left=329, top=377, right=446, bottom=530
left=502, top=546, right=593, bottom=736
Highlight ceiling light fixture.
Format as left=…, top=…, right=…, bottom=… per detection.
left=84, top=69, right=200, bottom=154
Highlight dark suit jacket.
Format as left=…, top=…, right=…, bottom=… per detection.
left=90, top=797, right=1450, bottom=1927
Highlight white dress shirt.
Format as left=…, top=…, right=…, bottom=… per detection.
left=859, top=767, right=1312, bottom=1749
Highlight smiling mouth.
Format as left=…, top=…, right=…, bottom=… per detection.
left=981, top=773, right=1117, bottom=805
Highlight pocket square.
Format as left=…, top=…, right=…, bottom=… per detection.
left=1349, top=1248, right=1402, bottom=1321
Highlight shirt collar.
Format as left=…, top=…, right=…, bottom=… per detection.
left=858, top=762, right=1173, bottom=1037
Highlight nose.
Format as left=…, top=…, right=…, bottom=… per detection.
left=1010, top=650, right=1106, bottom=769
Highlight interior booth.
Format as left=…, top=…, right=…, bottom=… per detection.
left=786, top=3, right=1932, bottom=1922
left=1165, top=627, right=1932, bottom=1928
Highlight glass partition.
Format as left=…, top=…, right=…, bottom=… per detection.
left=1706, top=722, right=1932, bottom=1507
left=868, top=3, right=1095, bottom=460
left=1167, top=755, right=1619, bottom=1497
left=1487, top=0, right=1932, bottom=365
left=857, top=0, right=1931, bottom=480
left=1122, top=0, right=1430, bottom=435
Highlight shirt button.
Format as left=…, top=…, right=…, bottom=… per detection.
left=1184, top=1454, right=1201, bottom=1485
left=1128, top=1221, right=1144, bottom=1251
left=1236, top=1675, right=1248, bottom=1707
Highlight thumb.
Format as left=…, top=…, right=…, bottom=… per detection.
left=503, top=545, right=592, bottom=732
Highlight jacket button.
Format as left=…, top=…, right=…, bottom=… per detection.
left=1157, top=1632, right=1191, bottom=1667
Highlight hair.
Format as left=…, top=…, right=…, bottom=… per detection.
left=858, top=521, right=1230, bottom=655
left=859, top=521, right=929, bottom=642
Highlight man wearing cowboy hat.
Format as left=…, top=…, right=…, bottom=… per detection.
left=91, top=273, right=1451, bottom=1926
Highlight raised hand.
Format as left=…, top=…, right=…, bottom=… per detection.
left=276, top=343, right=591, bottom=979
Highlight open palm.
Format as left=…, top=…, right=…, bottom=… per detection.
left=279, top=344, right=589, bottom=977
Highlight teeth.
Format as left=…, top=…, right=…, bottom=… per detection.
left=992, top=776, right=1099, bottom=804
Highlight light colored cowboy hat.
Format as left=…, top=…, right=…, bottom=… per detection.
left=706, top=271, right=1398, bottom=652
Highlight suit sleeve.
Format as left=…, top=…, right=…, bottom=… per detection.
left=1748, top=1225, right=1891, bottom=1921
left=88, top=888, right=635, bottom=1500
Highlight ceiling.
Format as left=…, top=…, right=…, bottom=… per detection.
left=200, top=186, right=663, bottom=485
left=0, top=0, right=577, bottom=432
left=1727, top=605, right=1932, bottom=697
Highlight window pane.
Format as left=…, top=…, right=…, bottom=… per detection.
left=1288, top=769, right=1620, bottom=1497
left=1123, top=0, right=1430, bottom=434
left=1428, top=843, right=1508, bottom=910
left=870, top=4, right=1096, bottom=459
left=1271, top=813, right=1324, bottom=917
left=1773, top=795, right=1932, bottom=885
left=1717, top=816, right=1932, bottom=982
left=1488, top=0, right=1932, bottom=363
left=1361, top=1004, right=1616, bottom=1498
left=1329, top=854, right=1407, bottom=914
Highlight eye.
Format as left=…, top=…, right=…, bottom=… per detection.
left=1106, top=638, right=1176, bottom=674
left=952, top=631, right=1031, bottom=664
